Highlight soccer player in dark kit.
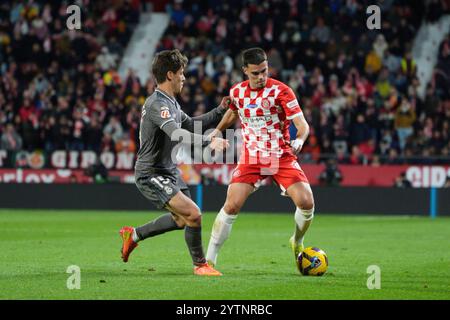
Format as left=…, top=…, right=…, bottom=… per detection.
left=119, top=49, right=230, bottom=276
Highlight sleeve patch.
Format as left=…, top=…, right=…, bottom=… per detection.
left=161, top=110, right=171, bottom=119
left=287, top=99, right=299, bottom=109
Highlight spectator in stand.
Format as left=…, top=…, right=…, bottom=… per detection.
left=1, top=123, right=23, bottom=152
left=0, top=0, right=449, bottom=169
left=365, top=50, right=383, bottom=75
left=71, top=108, right=86, bottom=151
left=383, top=50, right=402, bottom=75
left=103, top=115, right=124, bottom=146
left=394, top=97, right=416, bottom=151
left=371, top=154, right=381, bottom=167
left=385, top=148, right=403, bottom=165
left=302, top=135, right=321, bottom=163
left=359, top=139, right=376, bottom=163
left=318, top=158, right=343, bottom=186
left=115, top=132, right=136, bottom=154
left=311, top=17, right=330, bottom=44
left=85, top=116, right=104, bottom=154
left=373, top=34, right=389, bottom=61
left=55, top=115, right=72, bottom=151
left=433, top=35, right=450, bottom=99
left=41, top=115, right=59, bottom=152
left=351, top=114, right=371, bottom=147
left=349, top=145, right=364, bottom=165
left=401, top=51, right=417, bottom=82
left=96, top=47, right=118, bottom=72
left=101, top=133, right=116, bottom=153
left=375, top=68, right=392, bottom=99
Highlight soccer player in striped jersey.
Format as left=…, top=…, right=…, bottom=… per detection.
left=206, top=48, right=315, bottom=269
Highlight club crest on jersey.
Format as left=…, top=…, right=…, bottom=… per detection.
left=161, top=110, right=171, bottom=119
left=164, top=186, right=173, bottom=195
left=261, top=98, right=271, bottom=109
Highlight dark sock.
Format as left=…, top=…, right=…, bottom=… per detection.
left=135, top=213, right=183, bottom=241
left=184, top=226, right=207, bottom=266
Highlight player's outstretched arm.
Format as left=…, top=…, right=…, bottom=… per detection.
left=181, top=96, right=231, bottom=132
left=161, top=120, right=229, bottom=151
left=289, top=113, right=310, bottom=154
left=207, top=109, right=239, bottom=139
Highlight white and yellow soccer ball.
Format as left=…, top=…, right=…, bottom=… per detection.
left=297, top=247, right=328, bottom=276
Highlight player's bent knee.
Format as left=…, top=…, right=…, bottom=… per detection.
left=300, top=197, right=314, bottom=211
left=185, top=208, right=202, bottom=226
left=296, top=188, right=314, bottom=211
left=170, top=213, right=186, bottom=228
left=293, top=196, right=314, bottom=211
left=223, top=202, right=241, bottom=215
left=187, top=218, right=201, bottom=227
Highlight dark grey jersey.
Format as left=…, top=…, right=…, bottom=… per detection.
left=135, top=89, right=182, bottom=175
left=135, top=89, right=226, bottom=176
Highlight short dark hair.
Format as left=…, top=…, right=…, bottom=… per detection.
left=242, top=47, right=267, bottom=67
left=151, top=49, right=188, bottom=84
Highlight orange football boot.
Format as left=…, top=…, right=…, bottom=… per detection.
left=194, top=263, right=222, bottom=276
left=119, top=226, right=138, bottom=262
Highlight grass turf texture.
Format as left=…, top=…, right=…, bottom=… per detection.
left=0, top=210, right=449, bottom=300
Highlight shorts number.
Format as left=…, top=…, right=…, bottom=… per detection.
left=150, top=176, right=170, bottom=189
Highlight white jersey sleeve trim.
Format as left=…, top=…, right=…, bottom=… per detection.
left=160, top=119, right=175, bottom=129
left=286, top=112, right=302, bottom=120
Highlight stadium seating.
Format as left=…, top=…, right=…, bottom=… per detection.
left=0, top=0, right=449, bottom=168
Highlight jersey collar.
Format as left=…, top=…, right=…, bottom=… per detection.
left=155, top=88, right=176, bottom=104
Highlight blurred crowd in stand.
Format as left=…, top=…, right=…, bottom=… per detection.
left=1, top=0, right=449, bottom=169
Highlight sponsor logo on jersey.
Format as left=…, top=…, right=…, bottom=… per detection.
left=287, top=99, right=299, bottom=109
left=246, top=104, right=258, bottom=109
left=245, top=115, right=274, bottom=128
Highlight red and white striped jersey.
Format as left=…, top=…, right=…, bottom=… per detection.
left=229, top=78, right=303, bottom=162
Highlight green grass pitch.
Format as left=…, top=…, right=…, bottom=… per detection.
left=0, top=210, right=449, bottom=300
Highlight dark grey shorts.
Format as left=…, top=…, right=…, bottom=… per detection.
left=135, top=172, right=190, bottom=209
